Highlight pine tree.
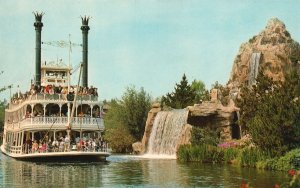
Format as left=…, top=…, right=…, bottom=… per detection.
left=161, top=74, right=196, bottom=109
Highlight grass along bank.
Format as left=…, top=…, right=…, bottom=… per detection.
left=177, top=144, right=300, bottom=171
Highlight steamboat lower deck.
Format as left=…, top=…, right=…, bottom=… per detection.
left=1, top=145, right=110, bottom=162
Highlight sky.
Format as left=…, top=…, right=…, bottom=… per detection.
left=0, top=0, right=300, bottom=101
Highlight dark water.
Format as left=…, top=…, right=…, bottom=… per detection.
left=0, top=153, right=290, bottom=188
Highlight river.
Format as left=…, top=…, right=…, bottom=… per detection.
left=0, top=153, right=289, bottom=187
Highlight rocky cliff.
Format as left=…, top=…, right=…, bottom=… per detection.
left=229, top=18, right=300, bottom=86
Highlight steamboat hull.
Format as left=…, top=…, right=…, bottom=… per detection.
left=1, top=145, right=110, bottom=162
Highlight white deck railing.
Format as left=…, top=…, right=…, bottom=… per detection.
left=4, top=144, right=22, bottom=155
left=9, top=93, right=99, bottom=109
left=18, top=117, right=105, bottom=130
left=4, top=143, right=109, bottom=155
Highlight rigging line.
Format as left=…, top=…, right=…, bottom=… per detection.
left=68, top=63, right=83, bottom=130
left=71, top=63, right=81, bottom=74
left=80, top=95, right=83, bottom=139
left=40, top=117, right=57, bottom=144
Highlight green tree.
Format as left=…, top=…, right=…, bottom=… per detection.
left=191, top=79, right=209, bottom=103
left=103, top=86, right=152, bottom=152
left=238, top=69, right=300, bottom=155
left=121, top=86, right=151, bottom=140
left=0, top=100, right=7, bottom=132
left=161, top=74, right=196, bottom=109
left=105, top=125, right=135, bottom=153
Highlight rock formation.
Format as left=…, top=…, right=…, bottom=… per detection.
left=176, top=124, right=192, bottom=151
left=132, top=103, right=161, bottom=154
left=134, top=99, right=238, bottom=155
left=132, top=142, right=143, bottom=154
left=229, top=18, right=300, bottom=86
left=187, top=100, right=239, bottom=141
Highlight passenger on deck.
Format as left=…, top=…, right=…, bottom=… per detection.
left=64, top=135, right=70, bottom=152
left=32, top=140, right=39, bottom=153
left=52, top=139, right=59, bottom=152
left=69, top=86, right=74, bottom=94
left=49, top=85, right=54, bottom=95
left=39, top=142, right=47, bottom=153
left=59, top=138, right=65, bottom=152
left=25, top=138, right=32, bottom=153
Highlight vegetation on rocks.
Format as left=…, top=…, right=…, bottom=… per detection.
left=190, top=127, right=219, bottom=146
left=211, top=81, right=230, bottom=105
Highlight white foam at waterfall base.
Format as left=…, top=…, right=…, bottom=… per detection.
left=143, top=109, right=189, bottom=159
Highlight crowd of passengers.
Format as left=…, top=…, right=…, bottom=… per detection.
left=23, top=135, right=107, bottom=154
left=29, top=84, right=98, bottom=96
left=11, top=84, right=98, bottom=104
left=25, top=111, right=101, bottom=118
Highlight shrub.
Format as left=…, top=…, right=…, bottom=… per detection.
left=191, top=127, right=219, bottom=146
left=104, top=126, right=135, bottom=153
left=263, top=148, right=300, bottom=171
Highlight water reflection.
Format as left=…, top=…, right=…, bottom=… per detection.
left=1, top=154, right=107, bottom=188
left=0, top=154, right=290, bottom=187
left=182, top=162, right=289, bottom=187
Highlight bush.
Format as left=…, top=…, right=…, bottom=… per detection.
left=104, top=126, right=135, bottom=153
left=263, top=149, right=300, bottom=171
left=191, top=127, right=219, bottom=146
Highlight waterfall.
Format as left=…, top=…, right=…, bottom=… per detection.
left=248, top=52, right=261, bottom=86
left=146, top=109, right=189, bottom=156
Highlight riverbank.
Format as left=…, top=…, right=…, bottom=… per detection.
left=177, top=144, right=300, bottom=171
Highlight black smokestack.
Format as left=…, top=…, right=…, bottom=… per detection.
left=81, top=16, right=90, bottom=87
left=33, top=12, right=44, bottom=86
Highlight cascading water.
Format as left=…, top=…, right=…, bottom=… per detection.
left=146, top=109, right=189, bottom=157
left=248, top=52, right=261, bottom=86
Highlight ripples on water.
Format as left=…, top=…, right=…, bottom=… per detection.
left=0, top=153, right=289, bottom=188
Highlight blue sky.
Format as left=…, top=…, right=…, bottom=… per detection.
left=0, top=0, right=300, bottom=100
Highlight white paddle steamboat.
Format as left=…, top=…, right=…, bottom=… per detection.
left=1, top=12, right=110, bottom=161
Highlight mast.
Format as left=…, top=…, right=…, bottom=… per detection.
left=33, top=12, right=44, bottom=86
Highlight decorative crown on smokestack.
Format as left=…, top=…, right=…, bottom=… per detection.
left=33, top=12, right=44, bottom=27
left=81, top=16, right=90, bottom=31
